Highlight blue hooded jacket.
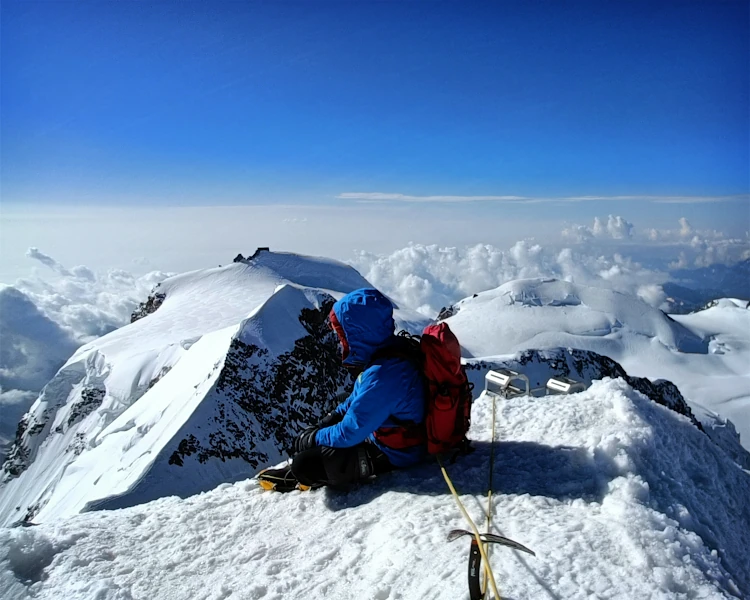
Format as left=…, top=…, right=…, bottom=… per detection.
left=315, top=288, right=426, bottom=467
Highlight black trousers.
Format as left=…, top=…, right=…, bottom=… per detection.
left=291, top=441, right=394, bottom=487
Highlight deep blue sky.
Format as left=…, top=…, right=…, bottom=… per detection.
left=1, top=1, right=748, bottom=226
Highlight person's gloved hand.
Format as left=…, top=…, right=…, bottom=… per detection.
left=294, top=426, right=319, bottom=454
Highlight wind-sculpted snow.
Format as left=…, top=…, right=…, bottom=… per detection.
left=1, top=379, right=747, bottom=599
left=444, top=278, right=750, bottom=458
left=79, top=287, right=355, bottom=515
left=1, top=355, right=96, bottom=480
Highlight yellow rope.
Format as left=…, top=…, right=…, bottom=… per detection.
left=438, top=457, right=502, bottom=600
left=482, top=391, right=498, bottom=596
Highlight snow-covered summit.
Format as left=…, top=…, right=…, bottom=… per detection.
left=75, top=249, right=373, bottom=359
left=445, top=278, right=707, bottom=358
left=0, top=251, right=428, bottom=526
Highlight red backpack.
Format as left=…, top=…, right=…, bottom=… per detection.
left=421, top=323, right=473, bottom=455
left=372, top=323, right=474, bottom=456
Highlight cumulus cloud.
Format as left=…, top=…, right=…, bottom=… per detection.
left=0, top=286, right=79, bottom=391
left=352, top=241, right=669, bottom=317
left=26, top=247, right=72, bottom=276
left=0, top=252, right=172, bottom=452
left=563, top=216, right=748, bottom=270
left=646, top=219, right=749, bottom=269
left=17, top=250, right=170, bottom=342
left=606, top=216, right=634, bottom=239
left=637, top=284, right=668, bottom=308
left=562, top=215, right=634, bottom=242
left=679, top=218, right=694, bottom=238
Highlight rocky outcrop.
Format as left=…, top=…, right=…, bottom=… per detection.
left=232, top=248, right=270, bottom=265
left=167, top=298, right=353, bottom=470
left=65, top=387, right=105, bottom=429
left=130, top=290, right=166, bottom=323
left=465, top=348, right=703, bottom=431
left=436, top=305, right=457, bottom=321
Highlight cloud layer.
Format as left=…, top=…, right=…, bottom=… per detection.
left=338, top=192, right=748, bottom=204
left=0, top=285, right=79, bottom=394
left=1, top=212, right=746, bottom=430
left=352, top=241, right=669, bottom=317
left=562, top=215, right=635, bottom=241
left=0, top=250, right=171, bottom=438
left=16, top=248, right=170, bottom=342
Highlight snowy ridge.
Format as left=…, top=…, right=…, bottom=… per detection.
left=0, top=252, right=429, bottom=526
left=2, top=378, right=747, bottom=599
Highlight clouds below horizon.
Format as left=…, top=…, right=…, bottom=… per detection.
left=352, top=241, right=671, bottom=316
left=0, top=217, right=747, bottom=426
left=561, top=216, right=749, bottom=269
left=562, top=215, right=635, bottom=241
left=15, top=248, right=170, bottom=342
left=0, top=251, right=172, bottom=448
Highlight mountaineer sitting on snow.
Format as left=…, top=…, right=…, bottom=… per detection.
left=259, top=288, right=427, bottom=492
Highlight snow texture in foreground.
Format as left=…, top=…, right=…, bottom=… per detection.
left=1, top=379, right=747, bottom=600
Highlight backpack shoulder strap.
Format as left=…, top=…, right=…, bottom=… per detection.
left=369, top=331, right=424, bottom=369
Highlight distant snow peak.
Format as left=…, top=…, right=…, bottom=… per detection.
left=449, top=278, right=708, bottom=357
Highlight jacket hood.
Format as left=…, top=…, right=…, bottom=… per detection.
left=332, top=288, right=395, bottom=366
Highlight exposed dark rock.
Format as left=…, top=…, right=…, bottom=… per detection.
left=66, top=387, right=105, bottom=428
left=130, top=291, right=166, bottom=323
left=2, top=408, right=51, bottom=478
left=2, top=416, right=31, bottom=478
left=437, top=305, right=457, bottom=321
left=22, top=501, right=41, bottom=524
left=232, top=253, right=245, bottom=263
left=66, top=433, right=87, bottom=456
left=147, top=366, right=173, bottom=391
left=167, top=297, right=353, bottom=470
left=2, top=364, right=89, bottom=480
left=465, top=348, right=703, bottom=431
left=695, top=298, right=750, bottom=312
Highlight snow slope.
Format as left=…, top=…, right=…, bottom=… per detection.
left=670, top=299, right=750, bottom=450
left=444, top=279, right=750, bottom=454
left=0, top=251, right=429, bottom=526
left=2, top=379, right=747, bottom=599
